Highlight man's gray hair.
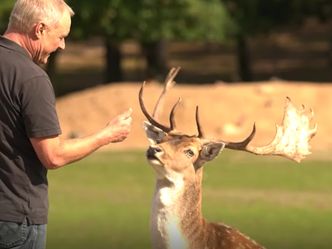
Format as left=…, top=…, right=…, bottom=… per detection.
left=7, top=0, right=74, bottom=33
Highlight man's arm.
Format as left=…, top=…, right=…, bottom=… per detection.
left=30, top=109, right=132, bottom=169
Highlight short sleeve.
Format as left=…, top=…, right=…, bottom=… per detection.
left=20, top=76, right=61, bottom=138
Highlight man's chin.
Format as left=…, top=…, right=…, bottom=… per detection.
left=34, top=56, right=49, bottom=65
left=42, top=55, right=50, bottom=64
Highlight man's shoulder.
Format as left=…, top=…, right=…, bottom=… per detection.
left=11, top=52, right=48, bottom=79
left=0, top=37, right=49, bottom=82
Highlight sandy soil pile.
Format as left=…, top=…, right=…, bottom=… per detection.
left=56, top=81, right=331, bottom=157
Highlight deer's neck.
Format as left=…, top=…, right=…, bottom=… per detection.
left=151, top=170, right=205, bottom=249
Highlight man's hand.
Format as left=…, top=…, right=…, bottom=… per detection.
left=103, top=108, right=133, bottom=143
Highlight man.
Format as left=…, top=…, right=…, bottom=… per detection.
left=0, top=0, right=132, bottom=248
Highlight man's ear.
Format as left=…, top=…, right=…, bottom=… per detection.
left=143, top=121, right=167, bottom=144
left=199, top=142, right=225, bottom=162
left=34, top=22, right=46, bottom=39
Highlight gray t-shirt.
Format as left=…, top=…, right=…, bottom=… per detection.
left=0, top=36, right=61, bottom=224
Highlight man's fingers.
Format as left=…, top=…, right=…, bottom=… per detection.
left=120, top=108, right=133, bottom=120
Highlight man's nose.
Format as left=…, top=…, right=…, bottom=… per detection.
left=59, top=39, right=65, bottom=50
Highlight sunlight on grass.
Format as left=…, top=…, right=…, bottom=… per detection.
left=47, top=150, right=332, bottom=249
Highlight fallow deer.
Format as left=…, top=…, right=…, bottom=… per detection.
left=139, top=68, right=317, bottom=249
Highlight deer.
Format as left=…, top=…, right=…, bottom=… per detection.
left=138, top=67, right=317, bottom=249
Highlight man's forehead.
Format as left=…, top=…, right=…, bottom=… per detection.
left=54, top=11, right=71, bottom=34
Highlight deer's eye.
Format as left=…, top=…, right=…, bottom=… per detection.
left=184, top=149, right=195, bottom=158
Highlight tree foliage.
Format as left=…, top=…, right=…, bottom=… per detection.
left=3, top=0, right=332, bottom=85
left=66, top=0, right=233, bottom=82
left=185, top=0, right=233, bottom=42
left=67, top=0, right=231, bottom=43
left=222, top=0, right=332, bottom=37
left=0, top=0, right=13, bottom=33
left=220, top=0, right=332, bottom=81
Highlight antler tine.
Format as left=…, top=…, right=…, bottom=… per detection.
left=223, top=124, right=256, bottom=149
left=169, top=98, right=181, bottom=130
left=165, top=67, right=181, bottom=85
left=195, top=106, right=204, bottom=138
left=152, top=67, right=180, bottom=119
left=139, top=82, right=172, bottom=132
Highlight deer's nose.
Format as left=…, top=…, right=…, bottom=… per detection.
left=146, top=146, right=162, bottom=159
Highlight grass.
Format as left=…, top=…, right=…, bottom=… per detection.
left=47, top=150, right=332, bottom=249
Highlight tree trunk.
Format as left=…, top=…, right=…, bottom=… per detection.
left=236, top=34, right=252, bottom=81
left=141, top=40, right=168, bottom=80
left=105, top=39, right=122, bottom=83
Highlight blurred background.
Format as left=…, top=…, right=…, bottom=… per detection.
left=1, top=1, right=332, bottom=249
left=1, top=0, right=332, bottom=96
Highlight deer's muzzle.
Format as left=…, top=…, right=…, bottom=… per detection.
left=146, top=146, right=162, bottom=160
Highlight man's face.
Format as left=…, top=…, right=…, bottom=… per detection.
left=34, top=11, right=71, bottom=64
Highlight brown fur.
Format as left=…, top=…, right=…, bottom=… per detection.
left=181, top=170, right=264, bottom=249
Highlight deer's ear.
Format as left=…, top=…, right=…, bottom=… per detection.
left=199, top=142, right=225, bottom=162
left=143, top=121, right=167, bottom=144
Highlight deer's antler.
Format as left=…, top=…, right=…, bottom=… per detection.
left=152, top=67, right=180, bottom=119
left=139, top=67, right=181, bottom=133
left=139, top=67, right=204, bottom=136
left=219, top=97, right=317, bottom=162
left=139, top=68, right=317, bottom=162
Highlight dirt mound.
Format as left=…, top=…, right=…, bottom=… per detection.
left=56, top=81, right=331, bottom=155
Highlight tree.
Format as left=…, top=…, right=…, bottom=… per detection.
left=135, top=0, right=233, bottom=80
left=68, top=0, right=194, bottom=82
left=222, top=0, right=332, bottom=81
left=0, top=0, right=14, bottom=33
left=68, top=0, right=232, bottom=82
left=134, top=0, right=192, bottom=80
left=221, top=0, right=297, bottom=81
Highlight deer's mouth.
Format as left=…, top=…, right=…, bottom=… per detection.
left=146, top=146, right=164, bottom=165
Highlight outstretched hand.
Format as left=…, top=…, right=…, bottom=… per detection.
left=102, top=108, right=133, bottom=144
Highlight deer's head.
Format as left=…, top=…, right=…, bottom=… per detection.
left=139, top=82, right=257, bottom=181
left=143, top=121, right=225, bottom=179
left=139, top=67, right=317, bottom=182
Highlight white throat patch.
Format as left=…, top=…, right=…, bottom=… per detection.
left=152, top=174, right=189, bottom=249
left=167, top=216, right=188, bottom=249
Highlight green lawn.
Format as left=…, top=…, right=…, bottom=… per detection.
left=47, top=150, right=332, bottom=249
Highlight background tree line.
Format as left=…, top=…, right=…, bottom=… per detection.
left=1, top=0, right=332, bottom=85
